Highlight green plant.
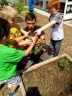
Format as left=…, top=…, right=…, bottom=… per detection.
left=5, top=39, right=12, bottom=47
left=0, top=0, right=7, bottom=6
left=32, top=45, right=42, bottom=55
left=21, top=7, right=29, bottom=14
left=58, top=58, right=69, bottom=70
left=14, top=0, right=24, bottom=14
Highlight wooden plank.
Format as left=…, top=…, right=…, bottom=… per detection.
left=24, top=53, right=71, bottom=73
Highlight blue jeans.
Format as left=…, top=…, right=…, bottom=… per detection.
left=50, top=39, right=63, bottom=56
left=9, top=93, right=16, bottom=96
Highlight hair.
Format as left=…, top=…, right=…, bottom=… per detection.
left=0, top=18, right=10, bottom=40
left=0, top=6, right=18, bottom=19
left=25, top=12, right=36, bottom=22
left=47, top=0, right=60, bottom=10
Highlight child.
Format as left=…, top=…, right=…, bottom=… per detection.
left=35, top=0, right=64, bottom=57
left=23, top=12, right=45, bottom=45
left=22, top=12, right=46, bottom=67
left=0, top=18, right=37, bottom=96
left=0, top=6, right=31, bottom=48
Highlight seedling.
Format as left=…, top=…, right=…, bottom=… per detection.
left=58, top=58, right=69, bottom=70
left=32, top=45, right=42, bottom=55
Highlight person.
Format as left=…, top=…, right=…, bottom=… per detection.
left=28, top=0, right=36, bottom=12
left=22, top=12, right=47, bottom=68
left=0, top=6, right=31, bottom=49
left=35, top=0, right=64, bottom=57
left=0, top=18, right=37, bottom=96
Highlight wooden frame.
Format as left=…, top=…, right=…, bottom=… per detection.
left=24, top=53, right=72, bottom=73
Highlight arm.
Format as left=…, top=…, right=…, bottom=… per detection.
left=14, top=36, right=26, bottom=42
left=11, top=36, right=31, bottom=48
left=18, top=39, right=32, bottom=46
left=24, top=35, right=38, bottom=56
left=36, top=35, right=46, bottom=44
left=36, top=20, right=56, bottom=35
left=21, top=28, right=29, bottom=36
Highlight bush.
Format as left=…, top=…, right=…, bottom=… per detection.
left=0, top=0, right=7, bottom=6
left=14, top=0, right=24, bottom=14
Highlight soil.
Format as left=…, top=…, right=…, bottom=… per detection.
left=23, top=58, right=72, bottom=96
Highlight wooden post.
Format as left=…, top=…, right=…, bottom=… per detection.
left=19, top=81, right=26, bottom=96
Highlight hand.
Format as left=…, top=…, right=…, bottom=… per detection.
left=32, top=34, right=38, bottom=43
left=25, top=39, right=32, bottom=45
left=35, top=29, right=41, bottom=35
left=19, top=39, right=32, bottom=46
left=15, top=36, right=25, bottom=42
left=36, top=39, right=42, bottom=44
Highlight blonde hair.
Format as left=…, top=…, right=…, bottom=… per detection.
left=0, top=6, right=18, bottom=19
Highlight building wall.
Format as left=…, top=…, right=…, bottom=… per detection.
left=35, top=0, right=65, bottom=13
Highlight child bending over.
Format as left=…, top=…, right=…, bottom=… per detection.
left=0, top=18, right=37, bottom=96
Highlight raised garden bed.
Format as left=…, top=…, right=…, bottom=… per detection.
left=23, top=53, right=72, bottom=96
left=0, top=53, right=72, bottom=96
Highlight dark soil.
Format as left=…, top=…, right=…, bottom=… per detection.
left=23, top=58, right=72, bottom=96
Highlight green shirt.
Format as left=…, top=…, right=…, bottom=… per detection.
left=0, top=45, right=24, bottom=81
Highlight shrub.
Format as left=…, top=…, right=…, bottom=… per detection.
left=14, top=0, right=24, bottom=14
left=0, top=0, right=7, bottom=6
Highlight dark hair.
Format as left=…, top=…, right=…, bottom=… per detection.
left=0, top=18, right=10, bottom=40
left=25, top=13, right=36, bottom=22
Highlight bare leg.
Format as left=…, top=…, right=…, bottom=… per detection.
left=9, top=85, right=17, bottom=96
